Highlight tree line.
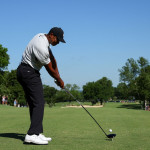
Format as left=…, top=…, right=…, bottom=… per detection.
left=0, top=44, right=150, bottom=109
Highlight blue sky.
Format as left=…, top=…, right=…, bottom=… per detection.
left=0, top=0, right=150, bottom=89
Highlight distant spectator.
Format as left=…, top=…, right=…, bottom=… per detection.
left=14, top=99, right=17, bottom=107
left=5, top=95, right=8, bottom=105
left=145, top=105, right=149, bottom=111
left=2, top=95, right=5, bottom=105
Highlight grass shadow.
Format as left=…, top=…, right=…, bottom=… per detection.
left=0, top=133, right=25, bottom=141
left=117, top=103, right=142, bottom=110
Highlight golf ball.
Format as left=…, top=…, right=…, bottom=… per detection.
left=109, top=129, right=112, bottom=132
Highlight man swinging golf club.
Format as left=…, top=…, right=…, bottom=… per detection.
left=17, top=27, right=65, bottom=145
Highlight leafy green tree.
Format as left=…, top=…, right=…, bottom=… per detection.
left=43, top=85, right=57, bottom=107
left=67, top=84, right=82, bottom=102
left=118, top=57, right=150, bottom=109
left=63, top=84, right=82, bottom=103
left=95, top=77, right=114, bottom=105
left=65, top=84, right=72, bottom=90
left=0, top=71, right=10, bottom=96
left=115, top=83, right=128, bottom=99
left=137, top=57, right=149, bottom=72
left=83, top=77, right=114, bottom=105
left=83, top=82, right=96, bottom=104
left=136, top=65, right=150, bottom=109
left=70, top=84, right=80, bottom=91
left=118, top=57, right=149, bottom=99
left=0, top=44, right=10, bottom=96
left=0, top=44, right=9, bottom=71
left=119, top=58, right=139, bottom=84
left=6, top=70, right=25, bottom=106
left=53, top=90, right=69, bottom=103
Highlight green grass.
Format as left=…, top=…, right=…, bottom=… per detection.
left=0, top=103, right=150, bottom=150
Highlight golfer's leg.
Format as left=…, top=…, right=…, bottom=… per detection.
left=24, top=92, right=33, bottom=122
left=17, top=65, right=45, bottom=135
left=26, top=77, right=45, bottom=135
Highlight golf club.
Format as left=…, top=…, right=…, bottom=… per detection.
left=64, top=88, right=116, bottom=140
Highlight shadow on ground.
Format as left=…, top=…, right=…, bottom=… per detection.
left=0, top=133, right=48, bottom=145
left=117, top=103, right=142, bottom=110
left=0, top=133, right=25, bottom=141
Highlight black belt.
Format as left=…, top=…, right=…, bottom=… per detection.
left=21, top=63, right=31, bottom=67
left=21, top=63, right=40, bottom=74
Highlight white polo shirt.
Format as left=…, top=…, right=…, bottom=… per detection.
left=21, top=33, right=50, bottom=71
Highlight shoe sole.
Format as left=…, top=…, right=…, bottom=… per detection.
left=41, top=139, right=52, bottom=142
left=24, top=140, right=48, bottom=145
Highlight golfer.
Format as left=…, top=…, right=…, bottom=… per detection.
left=17, top=27, right=65, bottom=145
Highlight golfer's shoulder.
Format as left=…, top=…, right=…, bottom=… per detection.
left=32, top=33, right=45, bottom=44
left=23, top=33, right=48, bottom=58
left=32, top=33, right=48, bottom=49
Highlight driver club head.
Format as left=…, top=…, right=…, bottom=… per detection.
left=107, top=134, right=116, bottom=139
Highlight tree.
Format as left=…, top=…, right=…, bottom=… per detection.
left=119, top=58, right=139, bottom=84
left=95, top=77, right=114, bottom=105
left=137, top=57, right=149, bottom=71
left=53, top=90, right=69, bottom=103
left=6, top=70, right=25, bottom=106
left=0, top=71, right=10, bottom=95
left=115, top=83, right=128, bottom=99
left=0, top=44, right=9, bottom=71
left=64, top=84, right=82, bottom=103
left=136, top=65, right=150, bottom=109
left=118, top=57, right=149, bottom=100
left=83, top=82, right=96, bottom=104
left=118, top=57, right=150, bottom=109
left=0, top=44, right=10, bottom=95
left=43, top=83, right=82, bottom=107
left=83, top=77, right=114, bottom=105
left=43, top=85, right=57, bottom=107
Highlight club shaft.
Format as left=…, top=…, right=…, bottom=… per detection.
left=64, top=88, right=107, bottom=136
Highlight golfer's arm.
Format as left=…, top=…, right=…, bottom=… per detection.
left=49, top=49, right=60, bottom=76
left=44, top=62, right=61, bottom=80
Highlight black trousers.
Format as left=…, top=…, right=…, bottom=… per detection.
left=17, top=63, right=45, bottom=135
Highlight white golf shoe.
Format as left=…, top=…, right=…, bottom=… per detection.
left=38, top=134, right=52, bottom=142
left=24, top=134, right=48, bottom=145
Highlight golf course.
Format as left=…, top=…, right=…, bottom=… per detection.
left=0, top=102, right=150, bottom=150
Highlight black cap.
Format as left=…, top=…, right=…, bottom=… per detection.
left=50, top=27, right=66, bottom=43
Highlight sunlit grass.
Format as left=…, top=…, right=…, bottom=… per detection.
left=0, top=103, right=150, bottom=150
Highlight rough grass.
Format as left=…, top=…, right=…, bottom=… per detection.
left=0, top=102, right=150, bottom=150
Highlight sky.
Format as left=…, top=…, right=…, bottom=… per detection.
left=0, top=0, right=150, bottom=89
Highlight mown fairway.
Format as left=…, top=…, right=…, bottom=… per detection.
left=0, top=102, right=150, bottom=150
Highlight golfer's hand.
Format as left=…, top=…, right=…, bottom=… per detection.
left=55, top=78, right=64, bottom=89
